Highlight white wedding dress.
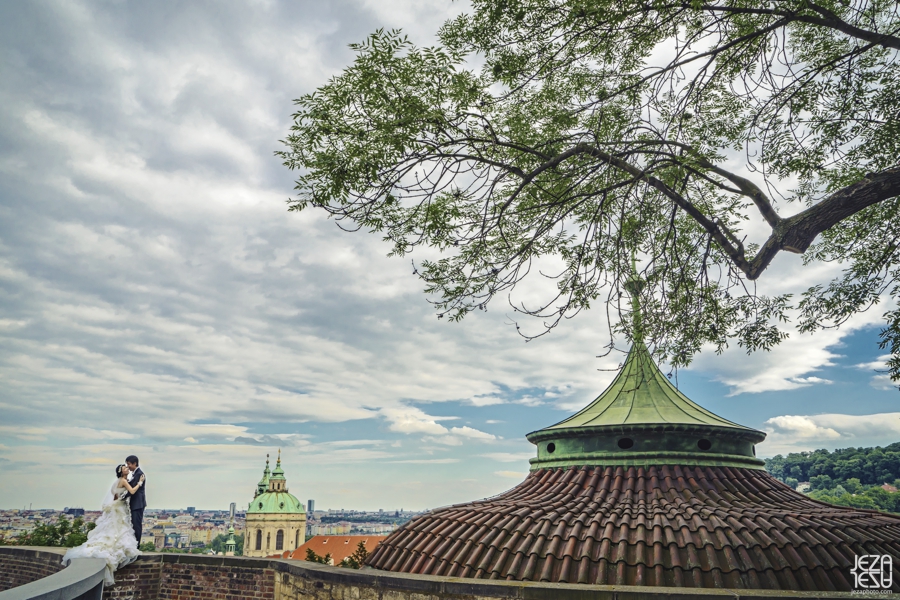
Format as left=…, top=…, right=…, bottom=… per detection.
left=63, top=480, right=141, bottom=586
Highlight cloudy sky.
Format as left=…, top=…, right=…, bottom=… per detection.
left=1, top=1, right=898, bottom=513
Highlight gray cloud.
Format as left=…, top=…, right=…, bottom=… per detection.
left=0, top=0, right=893, bottom=511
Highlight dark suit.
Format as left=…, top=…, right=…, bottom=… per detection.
left=126, top=467, right=147, bottom=543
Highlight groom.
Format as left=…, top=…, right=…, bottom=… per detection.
left=125, top=455, right=146, bottom=544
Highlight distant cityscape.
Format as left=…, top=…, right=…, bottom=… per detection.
left=0, top=504, right=421, bottom=551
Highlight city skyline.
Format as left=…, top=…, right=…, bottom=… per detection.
left=1, top=1, right=899, bottom=512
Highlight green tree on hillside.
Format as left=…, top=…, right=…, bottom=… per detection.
left=1, top=515, right=96, bottom=547
left=766, top=443, right=900, bottom=486
left=280, top=1, right=900, bottom=376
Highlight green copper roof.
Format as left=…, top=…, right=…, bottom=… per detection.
left=544, top=341, right=754, bottom=431
left=247, top=491, right=305, bottom=514
left=526, top=286, right=765, bottom=470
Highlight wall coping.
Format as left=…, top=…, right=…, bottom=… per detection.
left=0, top=549, right=104, bottom=600
left=0, top=547, right=859, bottom=600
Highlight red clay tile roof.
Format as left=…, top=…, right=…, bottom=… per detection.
left=283, top=535, right=386, bottom=565
left=366, top=465, right=900, bottom=591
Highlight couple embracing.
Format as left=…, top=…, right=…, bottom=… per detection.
left=63, top=455, right=147, bottom=586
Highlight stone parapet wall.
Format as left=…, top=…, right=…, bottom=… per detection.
left=108, top=554, right=277, bottom=600
left=157, top=560, right=274, bottom=600
left=0, top=547, right=66, bottom=592
left=0, top=547, right=856, bottom=600
left=270, top=559, right=856, bottom=600
left=105, top=556, right=162, bottom=600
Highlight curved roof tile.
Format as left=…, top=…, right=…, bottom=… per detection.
left=367, top=465, right=900, bottom=591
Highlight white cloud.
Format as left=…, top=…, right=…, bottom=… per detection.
left=482, top=451, right=535, bottom=463
left=422, top=436, right=462, bottom=446
left=788, top=376, right=832, bottom=385
left=379, top=407, right=455, bottom=435
left=448, top=426, right=496, bottom=441
left=760, top=412, right=900, bottom=456
left=854, top=355, right=895, bottom=390
left=869, top=374, right=896, bottom=391
left=764, top=415, right=841, bottom=440
left=391, top=458, right=460, bottom=464
left=494, top=470, right=527, bottom=479
left=0, top=0, right=895, bottom=512
left=467, top=394, right=506, bottom=407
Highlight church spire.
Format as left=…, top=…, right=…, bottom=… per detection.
left=623, top=252, right=644, bottom=343
left=269, top=448, right=287, bottom=492
left=254, top=453, right=270, bottom=498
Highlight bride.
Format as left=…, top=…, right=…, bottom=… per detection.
left=63, top=464, right=145, bottom=586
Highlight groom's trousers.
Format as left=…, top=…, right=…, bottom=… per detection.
left=131, top=508, right=144, bottom=543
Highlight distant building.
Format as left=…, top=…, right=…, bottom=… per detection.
left=244, top=450, right=307, bottom=558
left=229, top=502, right=236, bottom=519
left=283, top=535, right=385, bottom=565
left=187, top=506, right=195, bottom=515
left=307, top=499, right=315, bottom=514
left=64, top=508, right=84, bottom=517
left=224, top=521, right=237, bottom=556
left=188, top=527, right=215, bottom=546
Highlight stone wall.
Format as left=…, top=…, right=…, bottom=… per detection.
left=108, top=555, right=276, bottom=600
left=105, top=556, right=162, bottom=600
left=0, top=547, right=854, bottom=600
left=0, top=546, right=65, bottom=592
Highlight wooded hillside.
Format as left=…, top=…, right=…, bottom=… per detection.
left=765, top=442, right=900, bottom=486
left=765, top=443, right=900, bottom=514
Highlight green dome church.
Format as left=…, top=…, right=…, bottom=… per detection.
left=244, top=450, right=307, bottom=557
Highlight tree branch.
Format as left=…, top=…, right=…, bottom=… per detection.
left=517, top=145, right=900, bottom=282
left=803, top=2, right=900, bottom=51
left=566, top=143, right=755, bottom=274
left=748, top=166, right=900, bottom=278
left=695, top=158, right=783, bottom=228
left=694, top=2, right=900, bottom=50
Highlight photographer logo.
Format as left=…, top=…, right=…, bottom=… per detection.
left=851, top=554, right=892, bottom=591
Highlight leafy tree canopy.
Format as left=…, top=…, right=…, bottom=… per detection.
left=280, top=0, right=900, bottom=376
left=765, top=442, right=900, bottom=486
left=0, top=515, right=96, bottom=547
left=305, top=548, right=333, bottom=564
left=339, top=541, right=370, bottom=569
left=208, top=532, right=243, bottom=556
left=806, top=481, right=900, bottom=514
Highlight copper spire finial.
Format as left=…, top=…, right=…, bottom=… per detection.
left=623, top=252, right=645, bottom=343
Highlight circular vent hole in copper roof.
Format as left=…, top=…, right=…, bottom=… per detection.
left=546, top=442, right=556, bottom=454
left=698, top=439, right=712, bottom=450
left=617, top=437, right=634, bottom=449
